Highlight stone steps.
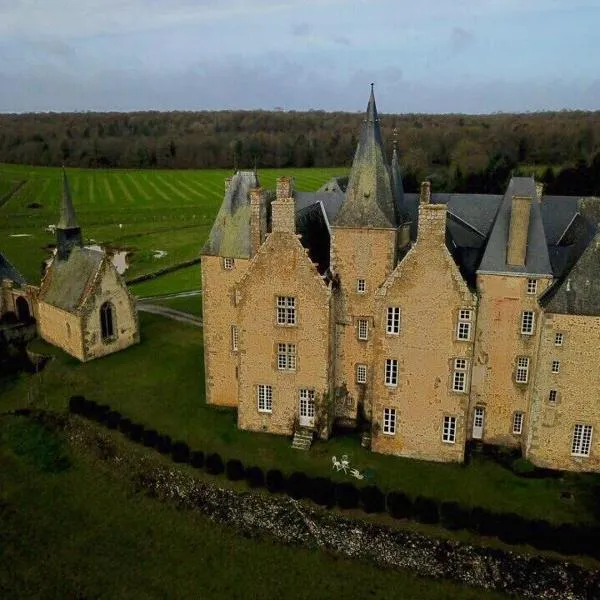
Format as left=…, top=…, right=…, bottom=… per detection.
left=291, top=429, right=314, bottom=451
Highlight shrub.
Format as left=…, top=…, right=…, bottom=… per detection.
left=440, top=501, right=469, bottom=531
left=80, top=399, right=97, bottom=418
left=118, top=418, right=132, bottom=434
left=68, top=395, right=86, bottom=414
left=205, top=453, right=224, bottom=475
left=528, top=519, right=553, bottom=551
left=156, top=434, right=172, bottom=454
left=266, top=469, right=286, bottom=493
left=413, top=496, right=439, bottom=524
left=142, top=429, right=159, bottom=448
left=387, top=491, right=413, bottom=519
left=105, top=411, right=121, bottom=430
left=190, top=450, right=205, bottom=469
left=246, top=466, right=265, bottom=488
left=226, top=459, right=245, bottom=481
left=468, top=506, right=497, bottom=536
left=92, top=403, right=110, bottom=423
left=127, top=423, right=144, bottom=443
left=171, top=441, right=190, bottom=463
left=497, top=513, right=529, bottom=545
left=511, top=457, right=536, bottom=476
left=286, top=472, right=309, bottom=499
left=309, top=477, right=335, bottom=507
left=360, top=485, right=385, bottom=514
left=335, top=482, right=360, bottom=509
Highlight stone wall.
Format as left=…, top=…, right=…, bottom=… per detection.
left=528, top=313, right=600, bottom=471
left=371, top=202, right=477, bottom=462
left=37, top=302, right=84, bottom=360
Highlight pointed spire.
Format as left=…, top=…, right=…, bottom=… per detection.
left=391, top=130, right=405, bottom=213
left=58, top=167, right=79, bottom=230
left=333, top=84, right=398, bottom=228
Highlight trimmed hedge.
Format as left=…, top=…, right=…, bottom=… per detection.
left=387, top=491, right=413, bottom=519
left=414, top=496, right=439, bottom=524
left=309, top=477, right=335, bottom=507
left=142, top=429, right=159, bottom=448
left=266, top=469, right=286, bottom=493
left=156, top=435, right=172, bottom=454
left=126, top=423, right=144, bottom=443
left=171, top=441, right=190, bottom=464
left=360, top=485, right=385, bottom=514
left=226, top=459, right=245, bottom=481
left=190, top=450, right=205, bottom=469
left=440, top=501, right=469, bottom=531
left=335, top=482, right=360, bottom=510
left=206, top=453, right=224, bottom=475
left=287, top=472, right=309, bottom=499
left=105, top=411, right=121, bottom=430
left=246, top=466, right=265, bottom=488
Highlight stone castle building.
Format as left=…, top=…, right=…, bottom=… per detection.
left=202, top=87, right=600, bottom=472
left=36, top=171, right=139, bottom=362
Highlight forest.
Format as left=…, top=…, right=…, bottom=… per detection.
left=1, top=109, right=599, bottom=195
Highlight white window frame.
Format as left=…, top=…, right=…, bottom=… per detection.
left=512, top=412, right=524, bottom=435
left=571, top=424, right=593, bottom=457
left=442, top=416, right=457, bottom=444
left=527, top=279, right=537, bottom=295
left=516, top=356, right=529, bottom=384
left=551, top=360, right=560, bottom=374
left=456, top=309, right=472, bottom=341
left=231, top=325, right=239, bottom=352
left=386, top=307, right=400, bottom=335
left=357, top=279, right=366, bottom=294
left=384, top=359, right=398, bottom=387
left=383, top=408, right=397, bottom=435
left=554, top=332, right=564, bottom=346
left=277, top=343, right=296, bottom=371
left=452, top=358, right=468, bottom=393
left=356, top=364, right=367, bottom=384
left=223, top=257, right=234, bottom=270
left=276, top=296, right=296, bottom=326
left=521, top=311, right=535, bottom=335
left=257, top=384, right=273, bottom=413
left=357, top=319, right=369, bottom=341
left=548, top=389, right=558, bottom=404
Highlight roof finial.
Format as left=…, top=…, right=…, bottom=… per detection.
left=370, top=82, right=374, bottom=93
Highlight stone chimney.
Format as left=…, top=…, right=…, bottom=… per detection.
left=249, top=187, right=267, bottom=256
left=272, top=176, right=296, bottom=234
left=507, top=196, right=531, bottom=267
left=276, top=176, right=293, bottom=200
left=417, top=180, right=446, bottom=245
left=225, top=177, right=233, bottom=194
left=536, top=182, right=544, bottom=203
left=420, top=180, right=431, bottom=205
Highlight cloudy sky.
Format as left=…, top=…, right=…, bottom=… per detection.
left=1, top=0, right=599, bottom=114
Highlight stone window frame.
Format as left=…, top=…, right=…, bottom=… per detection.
left=515, top=356, right=530, bottom=384
left=356, top=363, right=367, bottom=384
left=384, top=359, right=398, bottom=387
left=276, top=342, right=296, bottom=372
left=386, top=307, right=401, bottom=335
left=521, top=310, right=535, bottom=335
left=554, top=332, right=564, bottom=346
left=257, top=384, right=273, bottom=413
left=456, top=309, right=472, bottom=341
left=100, top=301, right=117, bottom=343
left=512, top=411, right=524, bottom=435
left=383, top=408, right=396, bottom=435
left=452, top=358, right=468, bottom=393
left=356, top=279, right=366, bottom=294
left=527, top=279, right=538, bottom=295
left=223, top=257, right=235, bottom=270
left=571, top=423, right=593, bottom=457
left=231, top=325, right=239, bottom=352
left=357, top=319, right=369, bottom=341
left=551, top=360, right=560, bottom=374
left=276, top=296, right=297, bottom=326
left=442, top=415, right=457, bottom=444
left=548, top=389, right=558, bottom=404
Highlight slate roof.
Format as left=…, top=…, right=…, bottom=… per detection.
left=477, top=177, right=552, bottom=277
left=202, top=171, right=259, bottom=258
left=295, top=202, right=331, bottom=274
left=333, top=87, right=399, bottom=229
left=58, top=168, right=79, bottom=230
left=541, top=230, right=600, bottom=316
left=390, top=146, right=405, bottom=219
left=540, top=196, right=580, bottom=245
left=0, top=251, right=26, bottom=286
left=295, top=191, right=344, bottom=225
left=40, top=246, right=104, bottom=312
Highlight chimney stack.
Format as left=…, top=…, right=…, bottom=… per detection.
left=249, top=188, right=267, bottom=256
left=507, top=196, right=531, bottom=267
left=420, top=180, right=431, bottom=205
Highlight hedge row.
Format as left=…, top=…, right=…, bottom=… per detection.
left=68, top=396, right=600, bottom=559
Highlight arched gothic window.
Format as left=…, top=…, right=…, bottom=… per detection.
left=100, top=302, right=116, bottom=341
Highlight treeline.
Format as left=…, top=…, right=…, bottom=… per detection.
left=1, top=109, right=600, bottom=194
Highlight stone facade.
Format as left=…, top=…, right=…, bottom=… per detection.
left=37, top=302, right=84, bottom=359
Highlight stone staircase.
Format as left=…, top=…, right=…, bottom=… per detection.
left=291, top=428, right=314, bottom=451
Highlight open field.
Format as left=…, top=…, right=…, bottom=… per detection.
left=0, top=164, right=345, bottom=286
left=3, top=312, right=599, bottom=529
left=0, top=416, right=511, bottom=600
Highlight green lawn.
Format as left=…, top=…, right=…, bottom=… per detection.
left=0, top=416, right=510, bottom=600
left=145, top=293, right=203, bottom=317
left=0, top=164, right=345, bottom=286
left=3, top=312, right=598, bottom=527
left=130, top=264, right=201, bottom=297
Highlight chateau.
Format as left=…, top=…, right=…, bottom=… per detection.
left=202, top=88, right=600, bottom=473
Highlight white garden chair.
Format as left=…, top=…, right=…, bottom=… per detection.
left=331, top=456, right=343, bottom=471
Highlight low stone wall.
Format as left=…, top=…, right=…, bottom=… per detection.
left=126, top=257, right=201, bottom=286
left=60, top=415, right=600, bottom=600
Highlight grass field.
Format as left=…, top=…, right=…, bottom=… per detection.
left=0, top=164, right=344, bottom=286
left=3, top=312, right=598, bottom=529
left=0, top=416, right=511, bottom=600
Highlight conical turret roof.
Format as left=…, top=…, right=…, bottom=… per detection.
left=333, top=86, right=398, bottom=229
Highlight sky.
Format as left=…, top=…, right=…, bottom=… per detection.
left=1, top=0, right=599, bottom=114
